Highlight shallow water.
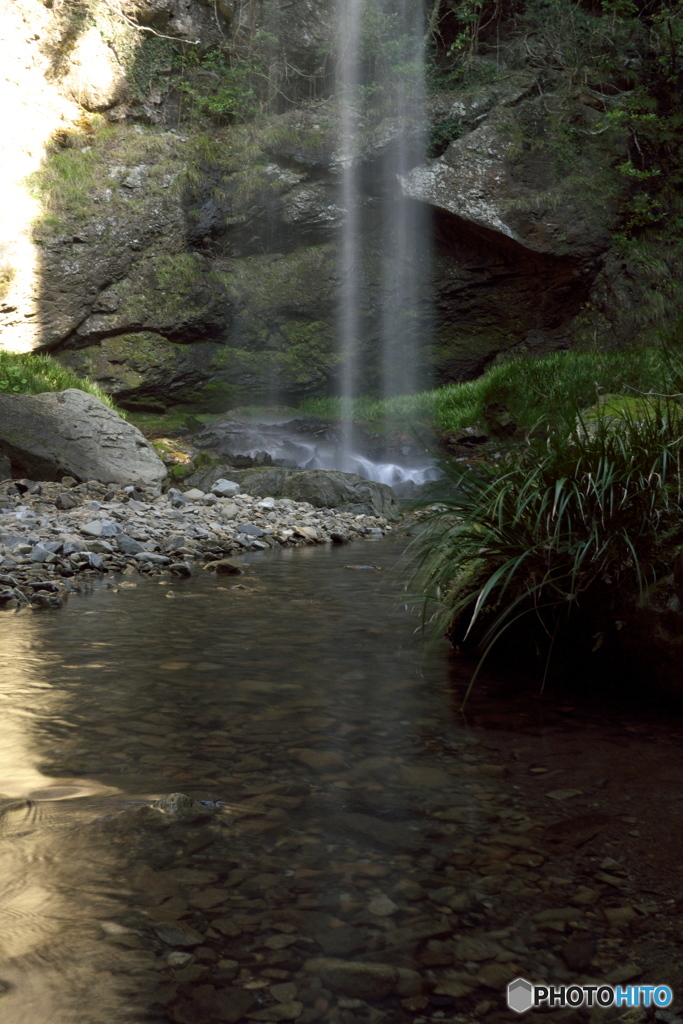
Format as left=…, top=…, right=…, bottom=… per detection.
left=1, top=539, right=683, bottom=1024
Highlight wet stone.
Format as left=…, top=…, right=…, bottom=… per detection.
left=303, top=959, right=398, bottom=1000
left=367, top=894, right=399, bottom=917
left=247, top=1003, right=303, bottom=1021
left=453, top=936, right=506, bottom=962
left=327, top=812, right=425, bottom=852
left=169, top=985, right=255, bottom=1024
left=153, top=922, right=204, bottom=948
left=291, top=749, right=345, bottom=771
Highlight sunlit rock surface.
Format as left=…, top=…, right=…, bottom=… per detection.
left=0, top=389, right=167, bottom=491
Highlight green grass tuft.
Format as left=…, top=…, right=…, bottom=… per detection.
left=406, top=398, right=683, bottom=702
left=0, top=350, right=120, bottom=409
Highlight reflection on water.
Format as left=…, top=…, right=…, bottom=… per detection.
left=1, top=540, right=683, bottom=1024
left=0, top=540, right=451, bottom=1023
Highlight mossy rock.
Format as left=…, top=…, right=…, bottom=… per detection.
left=580, top=393, right=683, bottom=428
left=151, top=438, right=194, bottom=468
left=169, top=463, right=195, bottom=481
left=194, top=451, right=221, bottom=469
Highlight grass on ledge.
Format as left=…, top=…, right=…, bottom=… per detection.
left=126, top=410, right=224, bottom=436
left=0, top=351, right=119, bottom=408
left=300, top=348, right=675, bottom=434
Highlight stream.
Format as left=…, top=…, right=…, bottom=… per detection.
left=1, top=538, right=682, bottom=1024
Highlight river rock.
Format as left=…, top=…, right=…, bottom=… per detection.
left=55, top=491, right=78, bottom=510
left=31, top=541, right=61, bottom=562
left=0, top=390, right=167, bottom=492
left=153, top=922, right=204, bottom=948
left=153, top=792, right=210, bottom=822
left=211, top=478, right=241, bottom=498
left=247, top=1003, right=303, bottom=1021
left=303, top=958, right=398, bottom=1000
left=169, top=985, right=255, bottom=1024
left=117, top=534, right=147, bottom=555
left=205, top=558, right=243, bottom=575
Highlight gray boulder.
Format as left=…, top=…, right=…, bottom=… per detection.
left=403, top=96, right=615, bottom=262
left=211, top=478, right=241, bottom=498
left=0, top=389, right=167, bottom=492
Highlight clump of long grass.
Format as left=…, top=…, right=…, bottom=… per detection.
left=407, top=399, right=683, bottom=701
left=0, top=351, right=119, bottom=409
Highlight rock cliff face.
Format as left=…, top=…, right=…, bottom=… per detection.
left=0, top=0, right=636, bottom=408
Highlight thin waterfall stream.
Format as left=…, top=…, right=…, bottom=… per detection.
left=337, top=0, right=432, bottom=481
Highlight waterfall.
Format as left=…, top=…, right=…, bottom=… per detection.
left=380, top=1, right=429, bottom=401
left=338, top=0, right=363, bottom=472
left=337, top=0, right=432, bottom=482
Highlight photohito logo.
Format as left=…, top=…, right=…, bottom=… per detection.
left=507, top=978, right=673, bottom=1013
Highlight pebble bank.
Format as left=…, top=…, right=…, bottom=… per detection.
left=0, top=476, right=391, bottom=610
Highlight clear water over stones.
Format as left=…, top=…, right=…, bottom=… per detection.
left=1, top=540, right=683, bottom=1023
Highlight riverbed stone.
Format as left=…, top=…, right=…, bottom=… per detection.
left=367, top=894, right=399, bottom=917
left=117, top=534, right=147, bottom=554
left=169, top=985, right=255, bottom=1024
left=211, top=479, right=241, bottom=498
left=31, top=541, right=61, bottom=562
left=0, top=468, right=391, bottom=589
left=153, top=922, right=204, bottom=948
left=303, top=959, right=398, bottom=1000
left=153, top=792, right=210, bottom=822
left=291, top=749, right=345, bottom=771
left=238, top=523, right=265, bottom=537
left=55, top=492, right=78, bottom=510
left=247, top=1002, right=303, bottom=1021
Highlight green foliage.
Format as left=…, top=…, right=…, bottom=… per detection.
left=339, top=0, right=425, bottom=119
left=301, top=347, right=674, bottom=434
left=171, top=46, right=263, bottom=125
left=126, top=36, right=176, bottom=103
left=26, top=131, right=113, bottom=227
left=127, top=410, right=221, bottom=435
left=407, top=400, right=683, bottom=699
left=0, top=351, right=118, bottom=407
left=427, top=114, right=463, bottom=156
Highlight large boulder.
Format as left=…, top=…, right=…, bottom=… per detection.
left=0, top=389, right=167, bottom=491
left=403, top=95, right=617, bottom=262
left=184, top=465, right=398, bottom=518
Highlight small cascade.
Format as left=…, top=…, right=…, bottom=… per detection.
left=193, top=414, right=439, bottom=498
